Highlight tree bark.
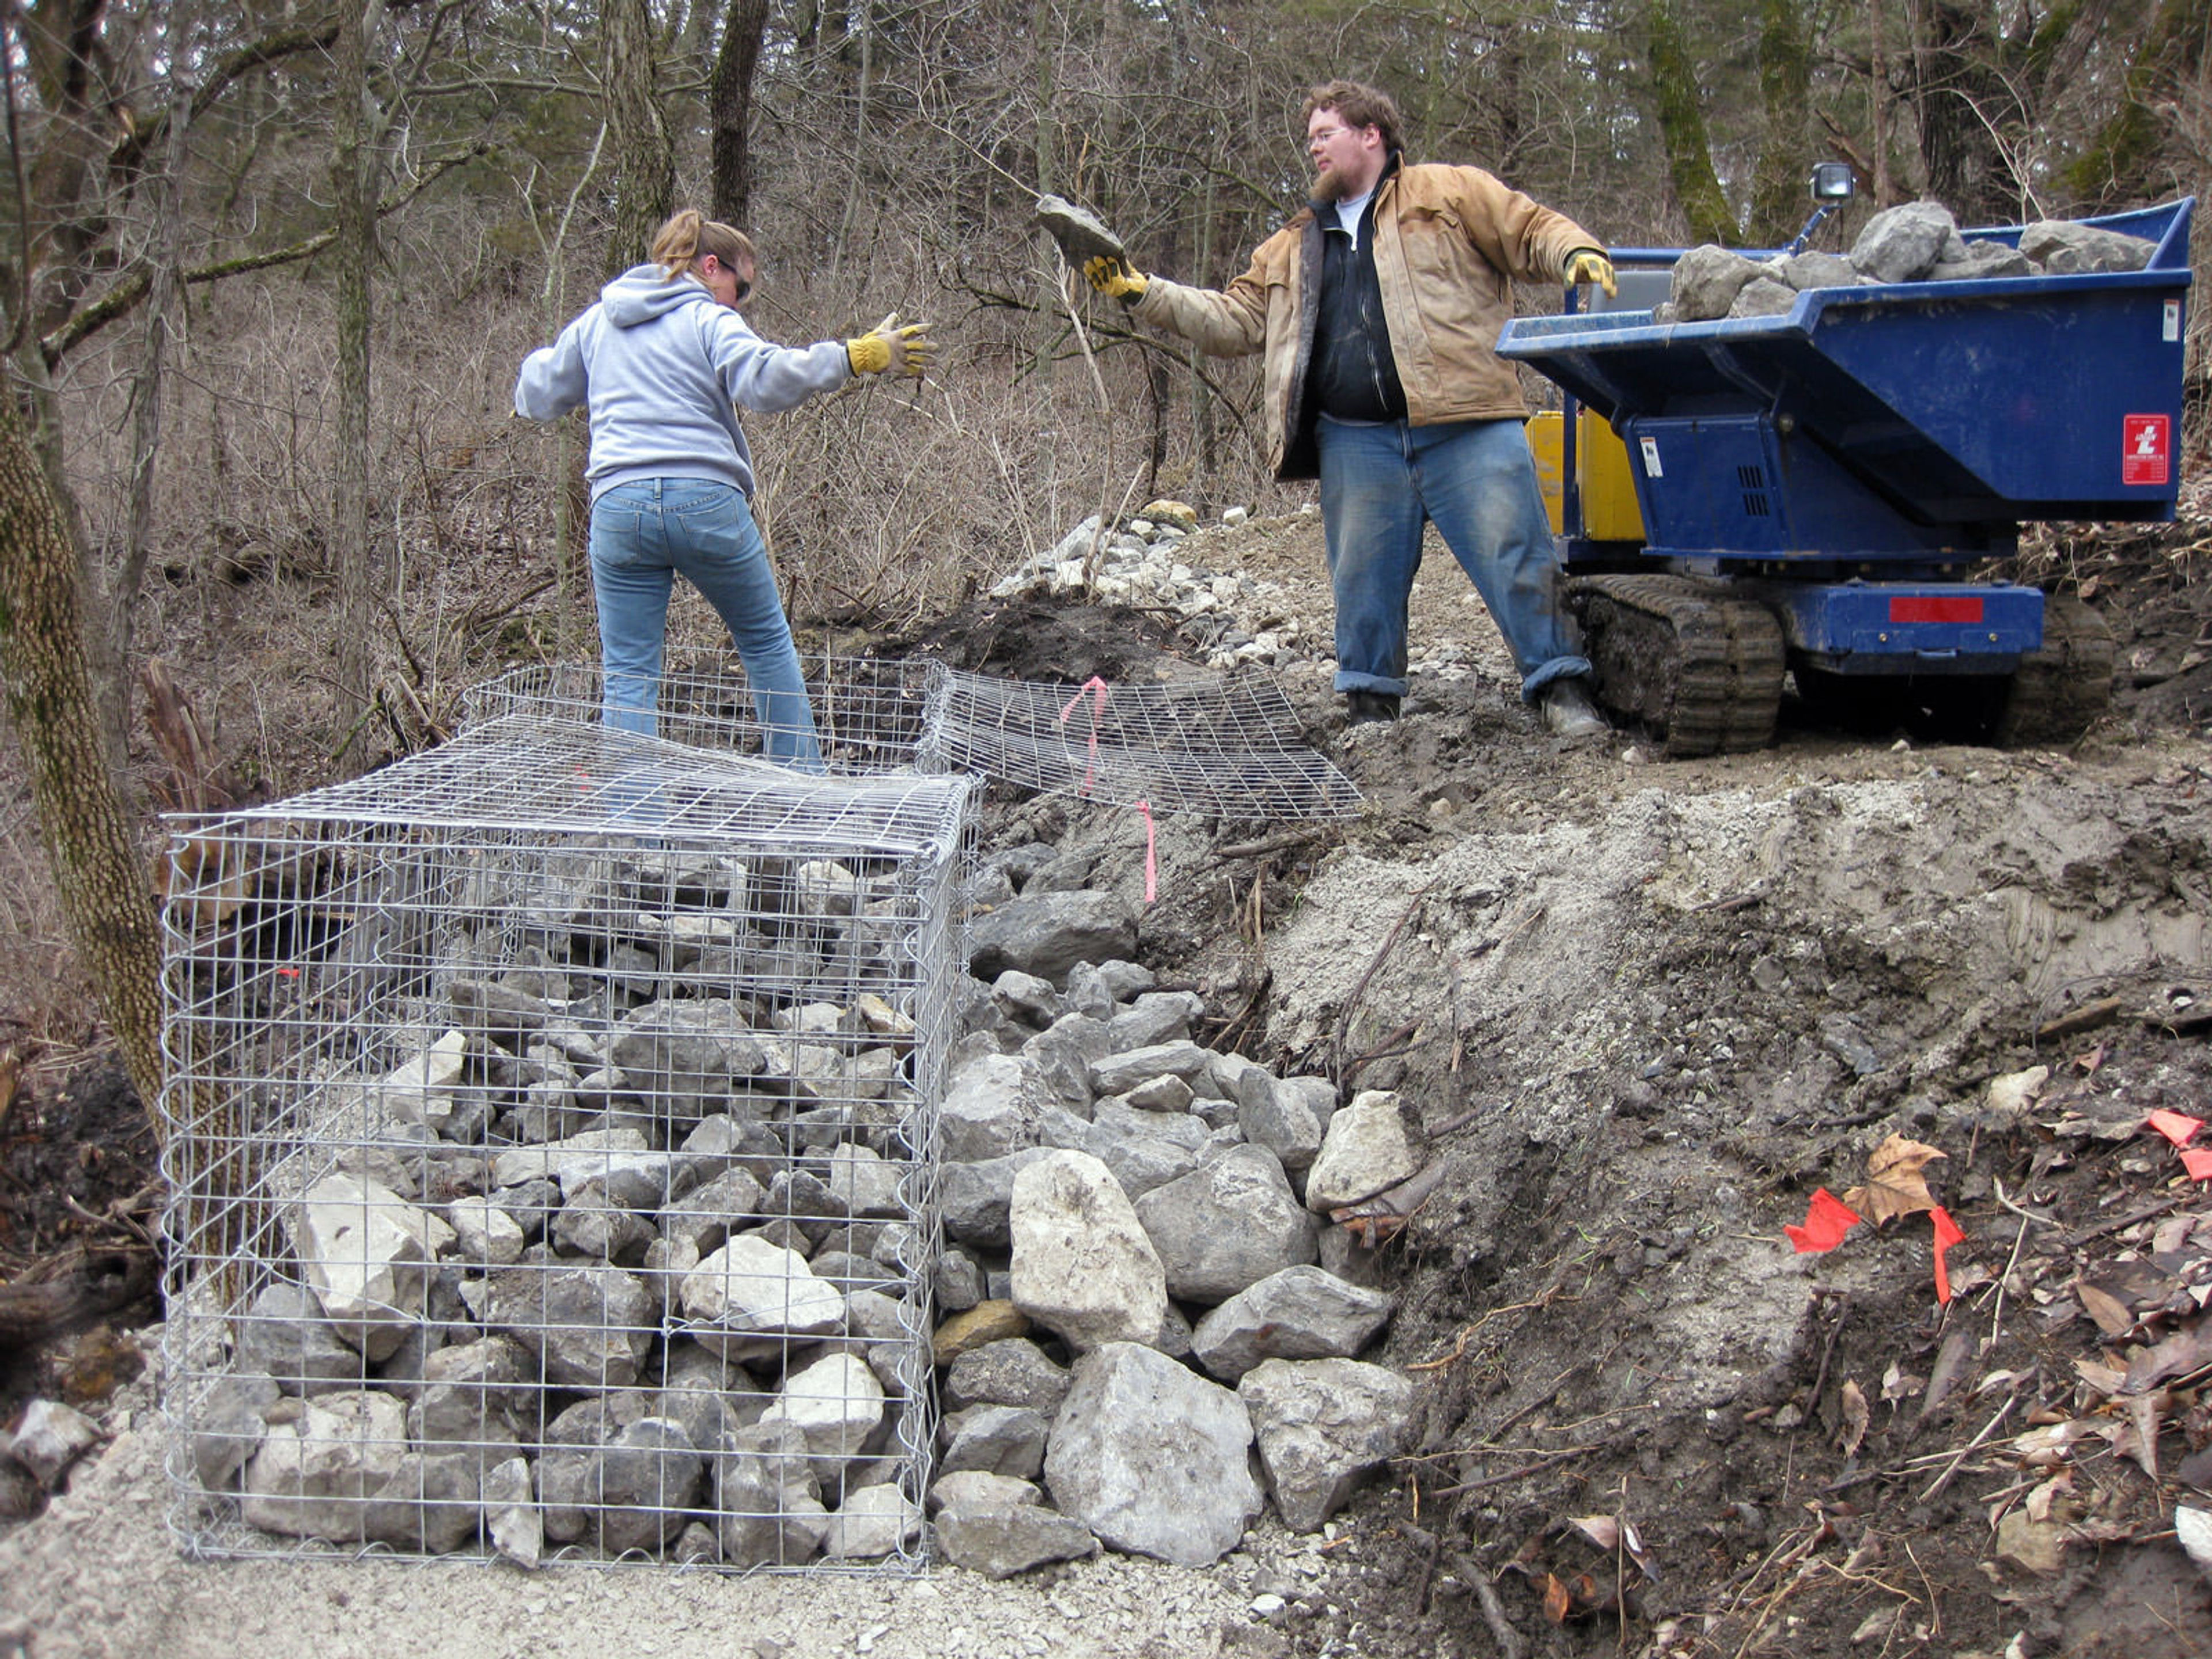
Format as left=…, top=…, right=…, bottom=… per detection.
left=1647, top=0, right=1738, bottom=244
left=331, top=0, right=384, bottom=729
left=0, top=383, right=166, bottom=1117
left=605, top=0, right=675, bottom=275
left=710, top=0, right=770, bottom=226
left=1748, top=0, right=1813, bottom=244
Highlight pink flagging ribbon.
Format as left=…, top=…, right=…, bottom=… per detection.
left=1056, top=675, right=1111, bottom=797
left=1138, top=798, right=1157, bottom=904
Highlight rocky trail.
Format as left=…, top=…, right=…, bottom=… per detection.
left=3, top=501, right=2211, bottom=1659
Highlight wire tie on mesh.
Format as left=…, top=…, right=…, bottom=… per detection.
left=1137, top=797, right=1157, bottom=904
left=1055, top=675, right=1112, bottom=797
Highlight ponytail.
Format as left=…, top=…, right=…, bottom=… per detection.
left=650, top=209, right=756, bottom=284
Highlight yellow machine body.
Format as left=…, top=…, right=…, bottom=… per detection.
left=1526, top=408, right=1646, bottom=542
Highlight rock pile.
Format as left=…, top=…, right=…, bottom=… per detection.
left=926, top=855, right=1418, bottom=1574
left=1664, top=199, right=2156, bottom=322
left=987, top=500, right=1319, bottom=674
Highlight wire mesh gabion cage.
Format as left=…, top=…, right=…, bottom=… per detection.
left=157, top=715, right=975, bottom=1573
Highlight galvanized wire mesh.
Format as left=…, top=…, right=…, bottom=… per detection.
left=467, top=658, right=1362, bottom=820
left=158, top=719, right=972, bottom=1573
left=920, top=666, right=1362, bottom=819
left=464, top=659, right=933, bottom=776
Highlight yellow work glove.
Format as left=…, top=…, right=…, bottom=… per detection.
left=1565, top=248, right=1618, bottom=299
left=846, top=313, right=935, bottom=378
left=1082, top=255, right=1149, bottom=305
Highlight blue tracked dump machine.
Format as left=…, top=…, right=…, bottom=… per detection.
left=1501, top=195, right=2193, bottom=756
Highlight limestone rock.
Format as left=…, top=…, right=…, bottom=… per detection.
left=1305, top=1090, right=1421, bottom=1211
left=1190, top=1266, right=1396, bottom=1382
left=1239, top=1358, right=1414, bottom=1531
left=1044, top=1342, right=1262, bottom=1566
left=1009, top=1151, right=1169, bottom=1353
left=967, top=891, right=1139, bottom=982
left=679, top=1236, right=847, bottom=1362
left=1133, top=1144, right=1319, bottom=1306
left=285, top=1173, right=455, bottom=1362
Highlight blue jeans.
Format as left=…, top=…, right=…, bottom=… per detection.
left=588, top=479, right=824, bottom=770
left=1317, top=414, right=1589, bottom=701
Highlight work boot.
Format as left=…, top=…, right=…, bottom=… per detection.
left=1540, top=677, right=1608, bottom=738
left=1346, top=690, right=1402, bottom=725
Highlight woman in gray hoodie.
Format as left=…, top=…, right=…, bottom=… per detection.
left=514, top=210, right=930, bottom=768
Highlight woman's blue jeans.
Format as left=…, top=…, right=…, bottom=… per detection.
left=1317, top=414, right=1590, bottom=702
left=588, top=478, right=824, bottom=770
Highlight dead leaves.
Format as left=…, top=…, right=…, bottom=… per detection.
left=1782, top=1137, right=1968, bottom=1303
left=1842, top=1136, right=1946, bottom=1226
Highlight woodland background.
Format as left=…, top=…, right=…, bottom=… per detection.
left=0, top=0, right=2207, bottom=1093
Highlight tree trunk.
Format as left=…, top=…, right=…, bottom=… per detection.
left=331, top=0, right=383, bottom=729
left=710, top=0, right=771, bottom=226
left=605, top=0, right=675, bottom=275
left=2066, top=0, right=2209, bottom=207
left=1748, top=0, right=1813, bottom=245
left=1647, top=0, right=1738, bottom=244
left=0, top=386, right=166, bottom=1116
left=1912, top=0, right=2018, bottom=222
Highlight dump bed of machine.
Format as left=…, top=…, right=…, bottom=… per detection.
left=1499, top=200, right=2193, bottom=527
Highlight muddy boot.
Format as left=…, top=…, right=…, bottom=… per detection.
left=1346, top=690, right=1402, bottom=725
left=1540, top=677, right=1607, bottom=738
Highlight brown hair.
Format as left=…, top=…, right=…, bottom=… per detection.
left=1302, top=80, right=1405, bottom=157
left=649, top=209, right=756, bottom=283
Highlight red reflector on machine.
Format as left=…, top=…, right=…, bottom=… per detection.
left=1888, top=596, right=1983, bottom=624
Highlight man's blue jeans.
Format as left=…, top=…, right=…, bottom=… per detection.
left=588, top=478, right=824, bottom=770
left=1317, top=414, right=1590, bottom=702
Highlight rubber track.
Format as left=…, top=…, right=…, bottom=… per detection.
left=1994, top=593, right=2115, bottom=746
left=1567, top=574, right=1787, bottom=759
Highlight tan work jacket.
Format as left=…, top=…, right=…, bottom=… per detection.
left=1131, top=158, right=1602, bottom=479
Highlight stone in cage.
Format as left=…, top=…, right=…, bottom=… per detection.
left=158, top=717, right=972, bottom=1573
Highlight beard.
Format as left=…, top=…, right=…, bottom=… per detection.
left=1312, top=166, right=1351, bottom=204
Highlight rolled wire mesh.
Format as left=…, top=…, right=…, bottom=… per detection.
left=467, top=658, right=1362, bottom=820
left=158, top=720, right=971, bottom=1573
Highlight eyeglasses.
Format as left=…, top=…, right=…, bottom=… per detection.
left=1308, top=125, right=1355, bottom=148
left=732, top=277, right=752, bottom=303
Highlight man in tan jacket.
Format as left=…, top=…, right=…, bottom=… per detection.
left=1083, top=80, right=1614, bottom=734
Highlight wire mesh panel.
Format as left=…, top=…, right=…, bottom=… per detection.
left=919, top=667, right=1363, bottom=819
left=464, top=658, right=934, bottom=777
left=158, top=718, right=972, bottom=1573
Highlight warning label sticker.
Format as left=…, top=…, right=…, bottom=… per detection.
left=1639, top=436, right=1663, bottom=478
left=2123, top=414, right=2170, bottom=486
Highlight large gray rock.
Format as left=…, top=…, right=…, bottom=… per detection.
left=589, top=1416, right=704, bottom=1555
left=1772, top=250, right=1860, bottom=290
left=934, top=1503, right=1100, bottom=1578
left=658, top=1166, right=769, bottom=1255
left=465, top=1263, right=655, bottom=1388
left=483, top=1454, right=541, bottom=1569
left=1238, top=1357, right=1414, bottom=1531
left=759, top=1351, right=887, bottom=1491
left=1237, top=1071, right=1334, bottom=1174
left=1728, top=276, right=1798, bottom=319
left=678, top=1235, right=846, bottom=1362
left=823, top=1482, right=923, bottom=1560
left=940, top=1147, right=1056, bottom=1248
left=232, top=1282, right=363, bottom=1395
left=1044, top=1342, right=1262, bottom=1566
left=610, top=998, right=768, bottom=1121
left=717, top=1419, right=831, bottom=1567
left=1668, top=244, right=1767, bottom=320
left=1849, top=200, right=1963, bottom=283
left=1021, top=1014, right=1110, bottom=1112
left=1106, top=991, right=1206, bottom=1051
left=190, top=1372, right=279, bottom=1490
left=940, top=1404, right=1050, bottom=1479
left=1089, top=1041, right=1214, bottom=1097
left=239, top=1390, right=408, bottom=1542
left=967, top=890, right=1139, bottom=982
left=1305, top=1090, right=1422, bottom=1212
left=285, top=1172, right=455, bottom=1361
left=1134, top=1144, right=1319, bottom=1306
left=410, top=1335, right=533, bottom=1444
left=1190, top=1266, right=1397, bottom=1382
left=5, top=1400, right=100, bottom=1490
left=940, top=1054, right=1055, bottom=1162
left=2018, top=220, right=2154, bottom=274
left=944, top=1338, right=1074, bottom=1414
left=1929, top=238, right=2035, bottom=281
left=488, top=1127, right=651, bottom=1194
left=1008, top=1150, right=1169, bottom=1352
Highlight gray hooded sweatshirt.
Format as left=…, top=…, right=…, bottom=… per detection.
left=513, top=264, right=853, bottom=501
